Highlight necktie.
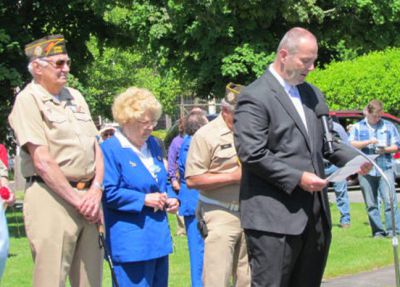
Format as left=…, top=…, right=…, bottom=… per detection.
left=288, top=86, right=308, bottom=132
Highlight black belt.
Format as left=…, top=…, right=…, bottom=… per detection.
left=26, top=176, right=93, bottom=190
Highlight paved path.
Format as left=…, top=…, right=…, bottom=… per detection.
left=322, top=266, right=396, bottom=287
left=328, top=188, right=400, bottom=204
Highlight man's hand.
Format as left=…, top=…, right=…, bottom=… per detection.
left=144, top=192, right=168, bottom=211
left=369, top=138, right=379, bottom=145
left=358, top=162, right=372, bottom=176
left=96, top=209, right=104, bottom=225
left=79, top=187, right=102, bottom=223
left=171, top=180, right=180, bottom=192
left=299, top=171, right=328, bottom=192
left=5, top=190, right=16, bottom=206
left=230, top=166, right=242, bottom=184
left=166, top=198, right=179, bottom=214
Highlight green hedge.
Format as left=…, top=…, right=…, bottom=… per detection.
left=308, top=48, right=400, bottom=116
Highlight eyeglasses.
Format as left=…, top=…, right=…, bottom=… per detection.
left=41, top=58, right=71, bottom=68
left=137, top=119, right=158, bottom=128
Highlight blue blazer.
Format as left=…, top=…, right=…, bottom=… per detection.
left=101, top=135, right=176, bottom=263
left=178, top=135, right=200, bottom=216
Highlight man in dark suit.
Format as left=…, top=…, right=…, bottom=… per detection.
left=234, top=27, right=370, bottom=287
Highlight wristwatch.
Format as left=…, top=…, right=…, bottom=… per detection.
left=92, top=181, right=104, bottom=191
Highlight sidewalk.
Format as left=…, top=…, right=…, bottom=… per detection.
left=322, top=266, right=396, bottom=287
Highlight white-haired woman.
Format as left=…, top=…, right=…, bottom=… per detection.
left=101, top=87, right=179, bottom=287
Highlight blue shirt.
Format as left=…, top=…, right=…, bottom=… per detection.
left=333, top=121, right=349, bottom=143
left=101, top=135, right=176, bottom=263
left=349, top=118, right=400, bottom=176
left=177, top=135, right=200, bottom=216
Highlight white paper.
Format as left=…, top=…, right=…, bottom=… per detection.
left=326, top=155, right=378, bottom=182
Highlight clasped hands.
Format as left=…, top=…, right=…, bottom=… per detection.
left=145, top=192, right=179, bottom=214
left=77, top=186, right=102, bottom=224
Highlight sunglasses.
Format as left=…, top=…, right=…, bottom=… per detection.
left=41, top=58, right=71, bottom=68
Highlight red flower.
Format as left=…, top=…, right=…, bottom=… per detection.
left=0, top=186, right=10, bottom=200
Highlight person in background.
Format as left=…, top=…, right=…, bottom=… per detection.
left=99, top=125, right=116, bottom=142
left=167, top=117, right=186, bottom=236
left=168, top=117, right=185, bottom=192
left=8, top=35, right=104, bottom=287
left=0, top=144, right=15, bottom=280
left=178, top=111, right=208, bottom=287
left=101, top=87, right=179, bottom=287
left=349, top=99, right=400, bottom=238
left=324, top=121, right=351, bottom=228
left=186, top=83, right=250, bottom=287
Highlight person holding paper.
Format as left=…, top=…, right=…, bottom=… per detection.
left=234, top=27, right=370, bottom=287
left=349, top=99, right=400, bottom=238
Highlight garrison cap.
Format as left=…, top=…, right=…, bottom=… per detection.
left=224, top=82, right=244, bottom=106
left=24, top=35, right=67, bottom=60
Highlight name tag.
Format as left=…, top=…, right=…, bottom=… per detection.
left=221, top=143, right=232, bottom=150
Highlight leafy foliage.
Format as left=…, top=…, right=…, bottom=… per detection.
left=308, top=48, right=400, bottom=116
left=0, top=0, right=112, bottom=145
left=3, top=0, right=400, bottom=147
left=82, top=36, right=182, bottom=120
left=101, top=0, right=400, bottom=98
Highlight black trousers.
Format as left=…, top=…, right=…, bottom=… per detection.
left=245, top=214, right=331, bottom=287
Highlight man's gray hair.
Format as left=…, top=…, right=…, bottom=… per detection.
left=220, top=98, right=235, bottom=112
left=27, top=58, right=48, bottom=76
left=277, top=27, right=317, bottom=55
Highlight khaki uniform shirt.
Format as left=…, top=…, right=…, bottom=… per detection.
left=8, top=81, right=98, bottom=181
left=185, top=114, right=240, bottom=203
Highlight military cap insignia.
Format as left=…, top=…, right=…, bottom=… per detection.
left=33, top=46, right=43, bottom=57
left=129, top=161, right=137, bottom=167
left=224, top=82, right=244, bottom=106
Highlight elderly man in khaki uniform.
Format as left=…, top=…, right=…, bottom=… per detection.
left=185, top=83, right=250, bottom=287
left=8, top=35, right=104, bottom=287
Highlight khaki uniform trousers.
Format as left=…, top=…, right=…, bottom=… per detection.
left=24, top=182, right=103, bottom=287
left=202, top=203, right=250, bottom=287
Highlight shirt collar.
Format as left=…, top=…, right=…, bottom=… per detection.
left=268, top=65, right=293, bottom=94
left=215, top=114, right=231, bottom=136
left=32, top=80, right=73, bottom=104
left=114, top=129, right=148, bottom=153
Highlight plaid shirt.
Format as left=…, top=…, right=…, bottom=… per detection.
left=349, top=118, right=400, bottom=176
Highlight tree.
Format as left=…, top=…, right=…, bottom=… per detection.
left=0, top=0, right=115, bottom=145
left=3, top=0, right=400, bottom=147
left=101, top=0, right=400, bottom=97
left=82, top=36, right=182, bottom=120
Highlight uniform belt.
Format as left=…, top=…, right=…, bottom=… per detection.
left=198, top=194, right=239, bottom=212
left=25, top=176, right=93, bottom=190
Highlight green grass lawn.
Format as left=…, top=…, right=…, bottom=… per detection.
left=0, top=202, right=398, bottom=286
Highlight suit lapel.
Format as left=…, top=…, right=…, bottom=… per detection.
left=266, top=72, right=312, bottom=152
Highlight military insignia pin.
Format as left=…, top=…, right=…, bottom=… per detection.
left=129, top=161, right=137, bottom=167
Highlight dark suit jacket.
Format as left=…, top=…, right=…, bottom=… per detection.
left=234, top=70, right=357, bottom=235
